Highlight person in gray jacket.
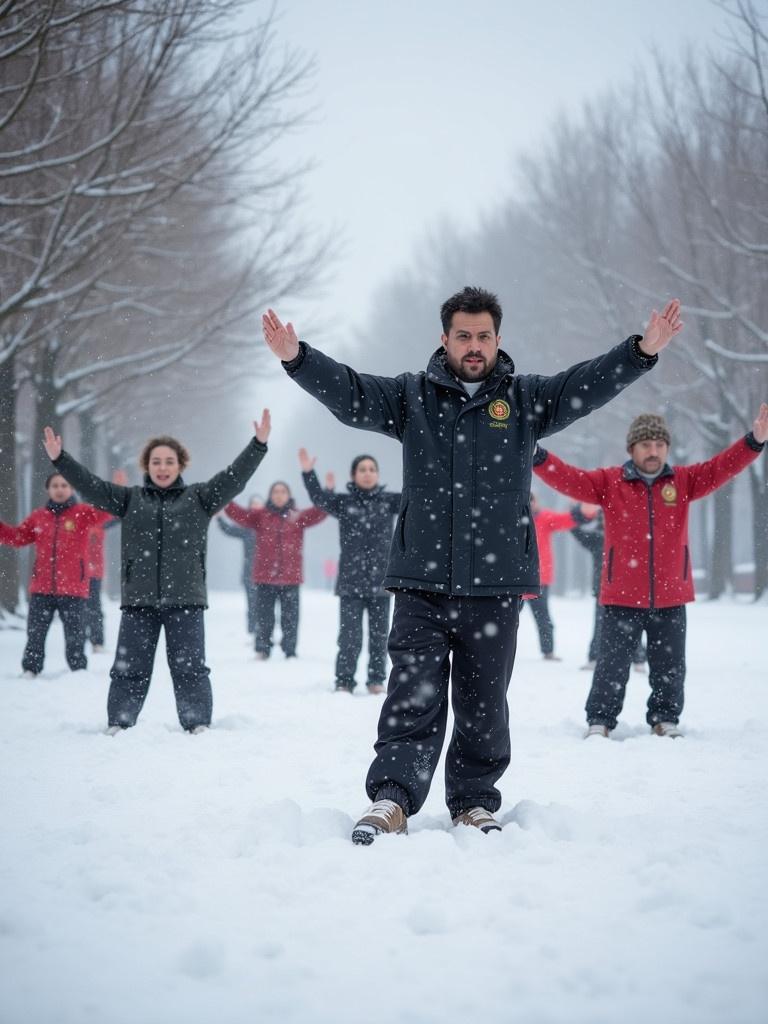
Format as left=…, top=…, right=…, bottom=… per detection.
left=217, top=495, right=263, bottom=635
left=262, top=288, right=682, bottom=842
left=42, top=413, right=270, bottom=733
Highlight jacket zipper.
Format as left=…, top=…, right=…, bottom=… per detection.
left=647, top=485, right=655, bottom=608
left=51, top=514, right=61, bottom=594
left=156, top=499, right=163, bottom=602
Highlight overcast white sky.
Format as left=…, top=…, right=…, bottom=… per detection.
left=257, top=0, right=733, bottom=339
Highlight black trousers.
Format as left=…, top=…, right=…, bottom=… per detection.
left=589, top=602, right=646, bottom=664
left=108, top=606, right=211, bottom=731
left=245, top=582, right=258, bottom=634
left=526, top=586, right=554, bottom=655
left=367, top=590, right=521, bottom=818
left=22, top=593, right=87, bottom=674
left=335, top=595, right=391, bottom=690
left=254, top=584, right=299, bottom=656
left=586, top=605, right=687, bottom=730
left=83, top=577, right=105, bottom=647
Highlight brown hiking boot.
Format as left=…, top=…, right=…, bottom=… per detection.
left=451, top=807, right=502, bottom=834
left=351, top=799, right=407, bottom=845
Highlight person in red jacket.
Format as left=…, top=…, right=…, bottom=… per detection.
left=526, top=495, right=577, bottom=660
left=0, top=472, right=111, bottom=676
left=534, top=405, right=768, bottom=738
left=84, top=517, right=119, bottom=652
left=225, top=481, right=326, bottom=659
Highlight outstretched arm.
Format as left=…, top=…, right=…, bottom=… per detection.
left=533, top=447, right=606, bottom=504
left=262, top=310, right=406, bottom=440
left=296, top=506, right=328, bottom=528
left=529, top=301, right=682, bottom=440
left=44, top=427, right=131, bottom=517
left=197, top=411, right=270, bottom=516
left=217, top=517, right=250, bottom=540
left=0, top=515, right=37, bottom=547
left=300, top=449, right=342, bottom=516
left=686, top=405, right=767, bottom=501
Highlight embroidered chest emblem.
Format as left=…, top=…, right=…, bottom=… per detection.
left=64, top=519, right=76, bottom=531
left=661, top=483, right=677, bottom=505
left=488, top=399, right=510, bottom=422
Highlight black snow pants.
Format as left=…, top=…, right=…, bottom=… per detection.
left=83, top=577, right=105, bottom=647
left=245, top=582, right=258, bottom=634
left=586, top=605, right=686, bottom=730
left=589, top=602, right=646, bottom=665
left=108, top=606, right=211, bottom=730
left=367, top=590, right=522, bottom=818
left=22, top=593, right=87, bottom=674
left=254, top=584, right=299, bottom=657
left=335, top=595, right=391, bottom=690
left=526, top=585, right=554, bottom=655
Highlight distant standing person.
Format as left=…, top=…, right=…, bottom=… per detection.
left=525, top=494, right=576, bottom=661
left=43, top=414, right=270, bottom=733
left=83, top=517, right=119, bottom=652
left=569, top=503, right=646, bottom=672
left=226, top=481, right=326, bottom=660
left=217, top=494, right=263, bottom=635
left=534, top=406, right=768, bottom=738
left=0, top=473, right=111, bottom=677
left=300, top=449, right=401, bottom=694
left=262, top=289, right=681, bottom=842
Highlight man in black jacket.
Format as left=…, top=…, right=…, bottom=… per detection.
left=262, top=288, right=682, bottom=842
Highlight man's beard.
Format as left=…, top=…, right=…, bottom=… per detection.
left=453, top=353, right=490, bottom=382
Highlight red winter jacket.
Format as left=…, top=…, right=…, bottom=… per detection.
left=86, top=518, right=117, bottom=579
left=0, top=501, right=112, bottom=598
left=533, top=435, right=763, bottom=608
left=533, top=509, right=576, bottom=587
left=225, top=502, right=326, bottom=585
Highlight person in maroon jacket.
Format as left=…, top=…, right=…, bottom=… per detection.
left=225, top=481, right=326, bottom=659
left=534, top=405, right=768, bottom=738
left=0, top=473, right=111, bottom=676
left=526, top=495, right=577, bottom=660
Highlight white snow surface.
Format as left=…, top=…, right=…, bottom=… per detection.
left=1, top=590, right=766, bottom=1024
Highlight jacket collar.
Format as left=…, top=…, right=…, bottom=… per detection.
left=46, top=496, right=77, bottom=515
left=426, top=347, right=515, bottom=396
left=346, top=482, right=384, bottom=499
left=622, top=460, right=674, bottom=483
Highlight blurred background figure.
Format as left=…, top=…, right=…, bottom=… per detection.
left=217, top=494, right=264, bottom=636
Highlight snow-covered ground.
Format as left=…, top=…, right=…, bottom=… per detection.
left=1, top=590, right=766, bottom=1024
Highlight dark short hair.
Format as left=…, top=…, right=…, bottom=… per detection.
left=350, top=454, right=378, bottom=477
left=440, top=286, right=502, bottom=335
left=139, top=436, right=189, bottom=472
left=45, top=472, right=68, bottom=489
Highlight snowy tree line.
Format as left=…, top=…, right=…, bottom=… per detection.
left=347, top=0, right=768, bottom=598
left=0, top=0, right=326, bottom=615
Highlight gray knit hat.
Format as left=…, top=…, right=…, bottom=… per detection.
left=626, top=413, right=671, bottom=450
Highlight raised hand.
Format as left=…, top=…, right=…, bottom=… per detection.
left=639, top=299, right=683, bottom=356
left=324, top=471, right=335, bottom=490
left=262, top=308, right=300, bottom=362
left=753, top=403, right=768, bottom=444
left=112, top=469, right=129, bottom=486
left=298, top=447, right=316, bottom=472
left=43, top=426, right=62, bottom=461
left=254, top=408, right=271, bottom=444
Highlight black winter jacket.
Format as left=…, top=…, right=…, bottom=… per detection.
left=53, top=439, right=267, bottom=608
left=302, top=470, right=400, bottom=598
left=284, top=338, right=656, bottom=597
